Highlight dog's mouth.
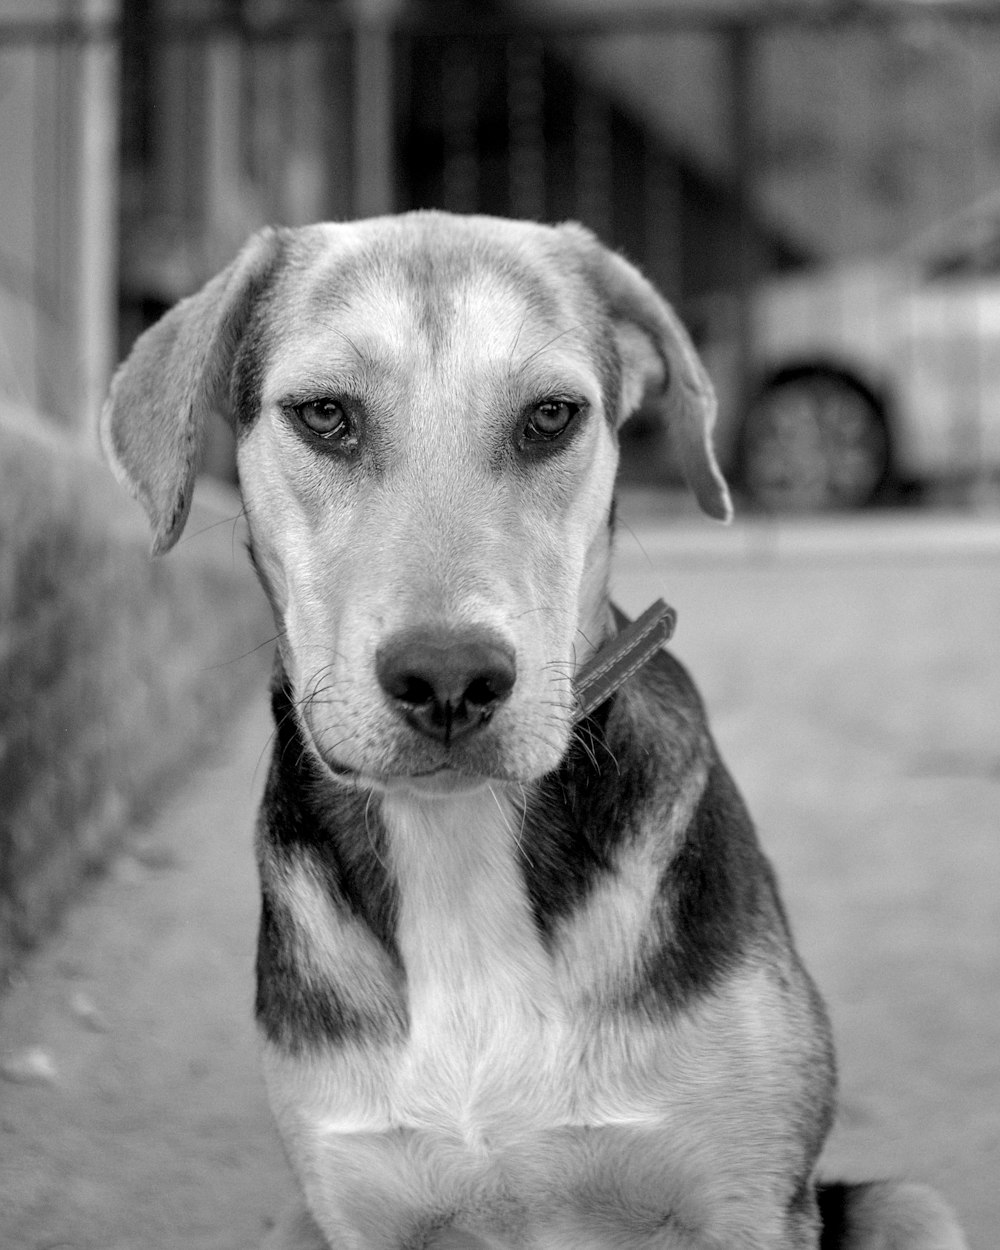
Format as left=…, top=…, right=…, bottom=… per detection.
left=298, top=713, right=511, bottom=793
left=318, top=754, right=501, bottom=798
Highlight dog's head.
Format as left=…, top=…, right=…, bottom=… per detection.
left=103, top=212, right=729, bottom=793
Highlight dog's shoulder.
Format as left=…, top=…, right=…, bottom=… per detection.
left=255, top=669, right=406, bottom=1053
left=635, top=649, right=811, bottom=1000
left=522, top=646, right=799, bottom=1011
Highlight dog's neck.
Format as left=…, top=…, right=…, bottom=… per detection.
left=379, top=787, right=559, bottom=1029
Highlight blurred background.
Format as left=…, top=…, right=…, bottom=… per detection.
left=5, top=0, right=1000, bottom=510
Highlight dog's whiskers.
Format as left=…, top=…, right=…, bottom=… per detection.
left=488, top=782, right=534, bottom=871
left=514, top=321, right=588, bottom=373
left=362, top=788, right=388, bottom=871
left=505, top=308, right=530, bottom=369
left=510, top=603, right=550, bottom=623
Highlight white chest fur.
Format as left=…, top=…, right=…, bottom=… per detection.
left=379, top=785, right=574, bottom=1144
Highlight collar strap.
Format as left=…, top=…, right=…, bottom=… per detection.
left=573, top=598, right=676, bottom=720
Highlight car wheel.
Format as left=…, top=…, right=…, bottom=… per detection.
left=736, top=369, right=892, bottom=512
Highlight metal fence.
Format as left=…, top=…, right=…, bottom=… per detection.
left=4, top=2, right=1000, bottom=508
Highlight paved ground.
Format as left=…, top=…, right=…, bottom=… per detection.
left=1, top=502, right=997, bottom=1249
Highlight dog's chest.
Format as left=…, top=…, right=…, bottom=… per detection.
left=264, top=789, right=805, bottom=1249
left=378, top=789, right=574, bottom=1139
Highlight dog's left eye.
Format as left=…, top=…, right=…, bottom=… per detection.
left=524, top=400, right=580, bottom=442
left=293, top=399, right=351, bottom=441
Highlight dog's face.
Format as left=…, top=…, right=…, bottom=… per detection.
left=102, top=213, right=729, bottom=792
left=238, top=218, right=623, bottom=789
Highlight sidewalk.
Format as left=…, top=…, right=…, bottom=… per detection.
left=0, top=692, right=296, bottom=1250
left=1, top=511, right=996, bottom=1249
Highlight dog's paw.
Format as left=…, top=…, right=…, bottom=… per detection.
left=818, top=1180, right=968, bottom=1250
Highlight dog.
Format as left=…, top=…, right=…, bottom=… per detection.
left=101, top=212, right=967, bottom=1249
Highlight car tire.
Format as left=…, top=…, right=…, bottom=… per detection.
left=734, top=368, right=893, bottom=513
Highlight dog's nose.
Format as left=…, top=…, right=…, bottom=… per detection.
left=375, top=627, right=516, bottom=745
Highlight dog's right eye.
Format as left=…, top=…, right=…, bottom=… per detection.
left=293, top=399, right=351, bottom=441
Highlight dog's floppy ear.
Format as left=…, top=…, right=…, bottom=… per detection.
left=100, top=227, right=285, bottom=554
left=561, top=223, right=732, bottom=522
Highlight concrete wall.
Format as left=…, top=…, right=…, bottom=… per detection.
left=0, top=403, right=274, bottom=986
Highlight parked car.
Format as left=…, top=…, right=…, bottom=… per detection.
left=699, top=191, right=1000, bottom=511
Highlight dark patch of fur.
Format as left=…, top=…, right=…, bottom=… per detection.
left=230, top=254, right=289, bottom=432
left=636, top=749, right=790, bottom=1012
left=517, top=694, right=646, bottom=938
left=255, top=887, right=396, bottom=1054
left=517, top=647, right=791, bottom=1011
left=254, top=668, right=404, bottom=1052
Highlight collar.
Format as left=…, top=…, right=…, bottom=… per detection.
left=573, top=598, right=676, bottom=720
